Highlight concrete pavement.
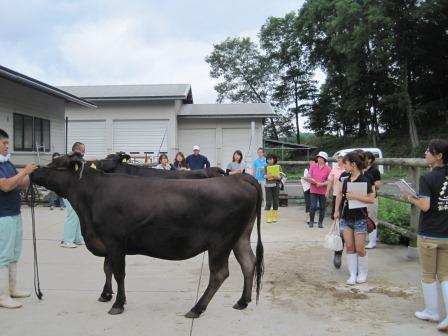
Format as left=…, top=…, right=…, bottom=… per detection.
left=0, top=204, right=438, bottom=336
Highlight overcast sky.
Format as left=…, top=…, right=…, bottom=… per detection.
left=0, top=0, right=309, bottom=104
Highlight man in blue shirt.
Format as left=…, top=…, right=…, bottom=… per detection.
left=0, top=129, right=37, bottom=309
left=186, top=145, right=211, bottom=170
left=252, top=147, right=268, bottom=203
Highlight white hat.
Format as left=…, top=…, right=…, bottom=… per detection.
left=193, top=145, right=200, bottom=151
left=316, top=151, right=328, bottom=161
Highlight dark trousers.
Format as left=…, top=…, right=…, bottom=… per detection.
left=304, top=189, right=311, bottom=213
left=331, top=195, right=336, bottom=220
left=310, top=193, right=326, bottom=224
left=265, top=186, right=279, bottom=210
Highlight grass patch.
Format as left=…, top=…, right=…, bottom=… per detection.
left=382, top=166, right=410, bottom=178
left=378, top=197, right=411, bottom=244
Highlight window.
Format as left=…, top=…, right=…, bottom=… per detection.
left=13, top=113, right=51, bottom=152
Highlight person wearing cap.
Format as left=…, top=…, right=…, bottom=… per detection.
left=326, top=154, right=346, bottom=268
left=0, top=128, right=38, bottom=309
left=186, top=145, right=210, bottom=170
left=304, top=151, right=331, bottom=228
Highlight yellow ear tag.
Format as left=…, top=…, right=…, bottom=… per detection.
left=75, top=163, right=79, bottom=172
left=90, top=163, right=97, bottom=169
left=122, top=158, right=128, bottom=163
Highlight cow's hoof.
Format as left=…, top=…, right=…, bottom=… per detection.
left=98, top=293, right=113, bottom=302
left=233, top=299, right=248, bottom=310
left=185, top=310, right=201, bottom=319
left=108, top=307, right=124, bottom=315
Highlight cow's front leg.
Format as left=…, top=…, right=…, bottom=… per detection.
left=98, top=257, right=114, bottom=302
left=108, top=250, right=126, bottom=315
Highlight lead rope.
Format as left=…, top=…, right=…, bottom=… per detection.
left=26, top=183, right=43, bottom=299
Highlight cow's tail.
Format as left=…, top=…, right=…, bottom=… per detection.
left=254, top=178, right=264, bottom=304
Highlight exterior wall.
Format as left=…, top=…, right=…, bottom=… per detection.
left=177, top=118, right=263, bottom=168
left=0, top=77, right=67, bottom=166
left=66, top=100, right=178, bottom=159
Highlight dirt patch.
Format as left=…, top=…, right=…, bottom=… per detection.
left=262, top=242, right=421, bottom=326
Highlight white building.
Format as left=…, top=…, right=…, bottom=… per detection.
left=0, top=65, right=95, bottom=166
left=62, top=84, right=275, bottom=167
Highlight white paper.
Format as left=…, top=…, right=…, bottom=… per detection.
left=347, top=182, right=368, bottom=209
left=394, top=179, right=417, bottom=198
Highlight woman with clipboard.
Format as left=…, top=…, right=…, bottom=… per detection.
left=334, top=151, right=375, bottom=285
left=264, top=154, right=281, bottom=224
left=401, top=139, right=448, bottom=332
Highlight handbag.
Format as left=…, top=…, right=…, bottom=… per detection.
left=323, top=219, right=343, bottom=251
left=361, top=209, right=376, bottom=234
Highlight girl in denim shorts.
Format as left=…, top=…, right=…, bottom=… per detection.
left=334, top=151, right=375, bottom=285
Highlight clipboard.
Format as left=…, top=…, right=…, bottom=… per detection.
left=394, top=179, right=417, bottom=198
left=347, top=182, right=368, bottom=209
left=267, top=165, right=280, bottom=177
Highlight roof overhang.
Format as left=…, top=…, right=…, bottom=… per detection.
left=179, top=103, right=276, bottom=119
left=0, top=65, right=96, bottom=108
left=59, top=84, right=193, bottom=103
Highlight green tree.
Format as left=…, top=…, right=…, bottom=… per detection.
left=205, top=37, right=292, bottom=140
left=260, top=12, right=318, bottom=144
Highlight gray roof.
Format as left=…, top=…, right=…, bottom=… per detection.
left=59, top=84, right=193, bottom=102
left=0, top=65, right=96, bottom=108
left=179, top=103, right=275, bottom=118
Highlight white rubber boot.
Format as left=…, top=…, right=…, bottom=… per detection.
left=437, top=281, right=448, bottom=331
left=0, top=267, right=22, bottom=309
left=346, top=254, right=358, bottom=285
left=9, top=263, right=30, bottom=298
left=414, top=281, right=439, bottom=322
left=366, top=230, right=377, bottom=249
left=356, top=255, right=368, bottom=284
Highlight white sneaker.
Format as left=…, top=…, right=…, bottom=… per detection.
left=60, top=242, right=77, bottom=248
left=365, top=242, right=376, bottom=249
left=74, top=241, right=84, bottom=246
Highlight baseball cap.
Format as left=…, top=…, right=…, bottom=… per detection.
left=193, top=145, right=200, bottom=151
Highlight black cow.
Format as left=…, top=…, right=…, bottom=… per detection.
left=89, top=153, right=226, bottom=300
left=90, top=153, right=225, bottom=178
left=31, top=153, right=263, bottom=318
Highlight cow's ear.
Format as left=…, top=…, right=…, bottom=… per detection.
left=118, top=152, right=131, bottom=163
left=67, top=153, right=84, bottom=171
left=121, top=154, right=131, bottom=163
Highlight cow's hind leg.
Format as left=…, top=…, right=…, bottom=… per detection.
left=98, top=257, right=114, bottom=302
left=185, top=251, right=230, bottom=318
left=232, top=234, right=256, bottom=310
left=108, top=250, right=127, bottom=315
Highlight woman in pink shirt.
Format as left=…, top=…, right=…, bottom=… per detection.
left=304, top=151, right=332, bottom=228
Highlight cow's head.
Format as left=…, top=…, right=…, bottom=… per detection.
left=31, top=153, right=85, bottom=198
left=95, top=152, right=131, bottom=173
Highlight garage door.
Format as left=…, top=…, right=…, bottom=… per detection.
left=178, top=129, right=216, bottom=166
left=222, top=128, right=252, bottom=168
left=113, top=120, right=169, bottom=156
left=67, top=120, right=107, bottom=158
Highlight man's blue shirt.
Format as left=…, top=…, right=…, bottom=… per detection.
left=252, top=157, right=267, bottom=181
left=186, top=154, right=211, bottom=170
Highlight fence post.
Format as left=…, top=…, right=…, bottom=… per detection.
left=408, top=165, right=421, bottom=258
